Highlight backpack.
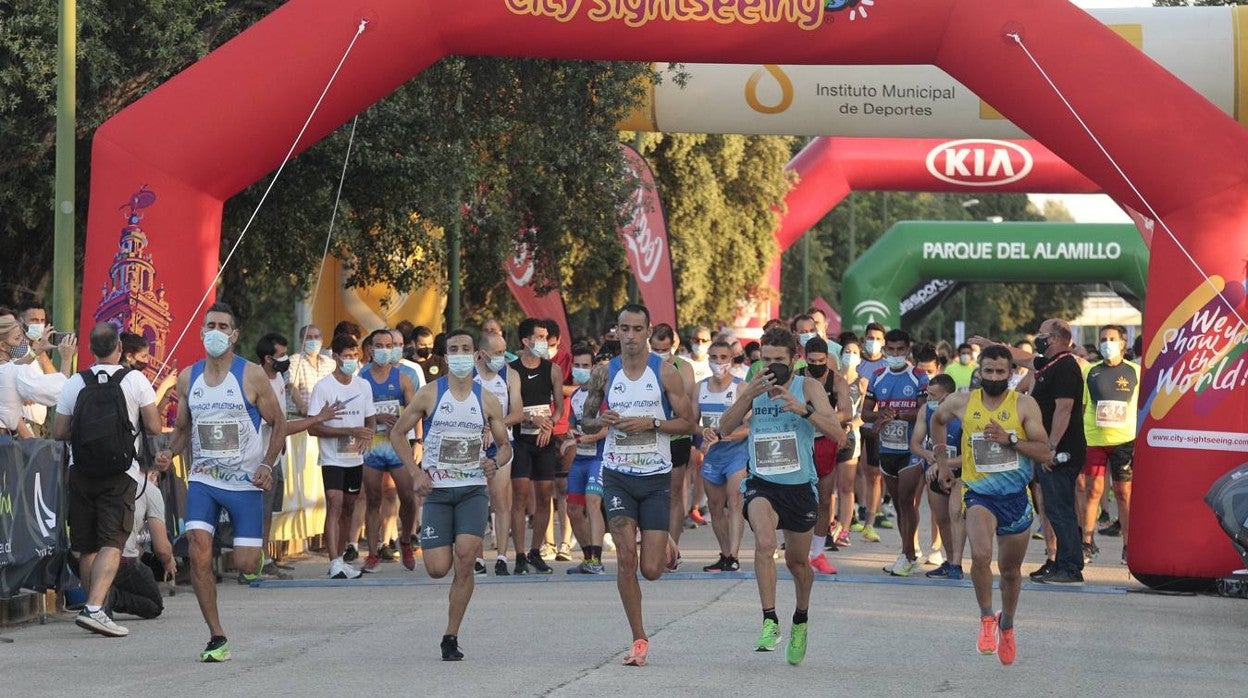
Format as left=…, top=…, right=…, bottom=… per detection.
left=69, top=368, right=138, bottom=477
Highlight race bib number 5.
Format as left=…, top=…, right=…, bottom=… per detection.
left=753, top=432, right=801, bottom=476
left=197, top=420, right=241, bottom=457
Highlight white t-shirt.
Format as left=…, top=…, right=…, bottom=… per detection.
left=309, top=373, right=376, bottom=467
left=123, top=472, right=166, bottom=559
left=56, top=364, right=156, bottom=471
left=0, top=361, right=67, bottom=430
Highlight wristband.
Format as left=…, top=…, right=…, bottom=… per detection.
left=258, top=463, right=274, bottom=472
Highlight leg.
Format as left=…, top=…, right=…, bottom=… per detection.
left=446, top=534, right=482, bottom=636
left=188, top=529, right=225, bottom=637
left=997, top=530, right=1031, bottom=620
left=1082, top=474, right=1106, bottom=546
left=897, top=466, right=924, bottom=561
left=949, top=480, right=967, bottom=567
left=883, top=473, right=906, bottom=556
left=510, top=476, right=532, bottom=555
left=390, top=467, right=419, bottom=545
left=862, top=464, right=883, bottom=525
left=568, top=502, right=591, bottom=550
left=529, top=479, right=554, bottom=552
left=111, top=562, right=164, bottom=619
left=929, top=489, right=953, bottom=561
left=381, top=472, right=399, bottom=544
left=587, top=494, right=606, bottom=548
left=339, top=492, right=360, bottom=558
left=747, top=497, right=781, bottom=612
left=813, top=473, right=836, bottom=555
left=363, top=467, right=385, bottom=560
left=964, top=506, right=998, bottom=616
left=489, top=464, right=513, bottom=557
left=705, top=481, right=731, bottom=555
left=324, top=490, right=344, bottom=558
left=1116, top=480, right=1132, bottom=548
left=784, top=528, right=815, bottom=611
left=1039, top=466, right=1083, bottom=573
left=668, top=466, right=689, bottom=544
left=555, top=476, right=572, bottom=550
left=349, top=496, right=366, bottom=552
left=86, top=548, right=122, bottom=608
left=611, top=516, right=647, bottom=640
left=726, top=469, right=747, bottom=558
left=836, top=458, right=858, bottom=537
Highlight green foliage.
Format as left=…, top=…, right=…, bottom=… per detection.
left=634, top=132, right=794, bottom=327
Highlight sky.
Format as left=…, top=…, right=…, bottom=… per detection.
left=1028, top=1, right=1156, bottom=222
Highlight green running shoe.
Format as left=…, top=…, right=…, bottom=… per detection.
left=786, top=622, right=808, bottom=665
left=755, top=618, right=781, bottom=652
left=861, top=525, right=881, bottom=543
left=200, top=636, right=230, bottom=663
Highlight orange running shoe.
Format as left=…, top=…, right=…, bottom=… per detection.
left=977, top=615, right=998, bottom=655
left=624, top=638, right=649, bottom=666
left=809, top=553, right=837, bottom=575
left=997, top=613, right=1016, bottom=665
left=689, top=508, right=707, bottom=526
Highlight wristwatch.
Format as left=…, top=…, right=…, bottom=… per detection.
left=653, top=418, right=662, bottom=430
left=1007, top=433, right=1019, bottom=446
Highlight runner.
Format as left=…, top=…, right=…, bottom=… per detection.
left=693, top=340, right=750, bottom=573
left=718, top=327, right=843, bottom=665
left=854, top=322, right=890, bottom=541
left=566, top=343, right=608, bottom=574
left=307, top=334, right=377, bottom=580
left=831, top=336, right=867, bottom=550
left=648, top=323, right=696, bottom=564
left=1078, top=324, right=1138, bottom=566
left=797, top=337, right=851, bottom=575
left=473, top=331, right=524, bottom=575
left=509, top=318, right=564, bottom=575
left=863, top=329, right=929, bottom=576
left=930, top=344, right=1053, bottom=666
left=359, top=329, right=419, bottom=572
left=911, top=374, right=965, bottom=579
left=580, top=303, right=694, bottom=667
left=389, top=328, right=512, bottom=661
left=158, top=303, right=287, bottom=662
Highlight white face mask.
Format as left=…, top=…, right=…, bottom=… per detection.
left=710, top=362, right=730, bottom=378
left=798, top=332, right=816, bottom=347
left=372, top=347, right=393, bottom=365
left=885, top=355, right=908, bottom=371
left=340, top=358, right=360, bottom=375
left=531, top=340, right=550, bottom=359
left=692, top=342, right=710, bottom=358
left=487, top=355, right=507, bottom=373
left=863, top=339, right=883, bottom=357
left=203, top=329, right=231, bottom=358
left=24, top=323, right=45, bottom=341
left=1100, top=341, right=1122, bottom=361
left=841, top=352, right=861, bottom=370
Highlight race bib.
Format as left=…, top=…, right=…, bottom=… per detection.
left=970, top=432, right=1019, bottom=473
left=611, top=427, right=657, bottom=454
left=880, top=419, right=909, bottom=451
left=576, top=437, right=599, bottom=458
left=701, top=412, right=722, bottom=430
left=1095, top=400, right=1129, bottom=428
left=374, top=399, right=400, bottom=435
left=437, top=433, right=483, bottom=469
left=753, top=432, right=801, bottom=476
left=336, top=435, right=362, bottom=454
left=197, top=420, right=241, bottom=458
left=521, top=405, right=551, bottom=436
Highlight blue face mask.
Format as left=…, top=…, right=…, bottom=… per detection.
left=487, top=355, right=507, bottom=373
left=572, top=367, right=592, bottom=385
left=304, top=338, right=323, bottom=356
left=340, top=358, right=360, bottom=375
left=372, top=347, right=393, bottom=366
left=203, top=329, right=231, bottom=358
left=447, top=354, right=475, bottom=378
left=798, top=332, right=816, bottom=347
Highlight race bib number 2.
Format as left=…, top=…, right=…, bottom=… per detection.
left=753, top=432, right=801, bottom=476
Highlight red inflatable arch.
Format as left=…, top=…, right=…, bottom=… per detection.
left=85, top=0, right=1248, bottom=585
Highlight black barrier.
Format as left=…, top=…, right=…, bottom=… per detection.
left=0, top=439, right=67, bottom=598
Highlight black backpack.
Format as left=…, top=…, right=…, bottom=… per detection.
left=69, top=368, right=138, bottom=477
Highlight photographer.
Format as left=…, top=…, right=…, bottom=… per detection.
left=110, top=470, right=176, bottom=619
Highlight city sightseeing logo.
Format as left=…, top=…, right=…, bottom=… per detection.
left=503, top=0, right=871, bottom=30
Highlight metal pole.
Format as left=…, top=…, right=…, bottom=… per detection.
left=53, top=0, right=76, bottom=333
left=801, top=231, right=810, bottom=309
left=448, top=186, right=461, bottom=331
left=847, top=194, right=857, bottom=263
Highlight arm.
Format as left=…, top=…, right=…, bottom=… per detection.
left=247, top=365, right=287, bottom=488
left=718, top=372, right=769, bottom=436
left=51, top=413, right=71, bottom=441
left=1009, top=395, right=1054, bottom=463
left=390, top=384, right=434, bottom=493
left=930, top=393, right=968, bottom=490
left=579, top=364, right=610, bottom=434
left=155, top=371, right=192, bottom=470
left=910, top=410, right=935, bottom=463
left=831, top=373, right=853, bottom=425
left=656, top=362, right=695, bottom=436
left=482, top=391, right=513, bottom=476
left=503, top=371, right=525, bottom=427
left=153, top=368, right=178, bottom=405
left=1048, top=398, right=1075, bottom=450
left=290, top=357, right=309, bottom=416
left=147, top=516, right=177, bottom=581
left=549, top=362, right=566, bottom=424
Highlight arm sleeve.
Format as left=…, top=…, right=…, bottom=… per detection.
left=55, top=375, right=83, bottom=417
left=17, top=364, right=68, bottom=406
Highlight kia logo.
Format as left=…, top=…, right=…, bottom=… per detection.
left=925, top=139, right=1034, bottom=187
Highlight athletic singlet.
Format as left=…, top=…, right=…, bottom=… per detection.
left=698, top=376, right=748, bottom=467
left=601, top=354, right=672, bottom=475
left=670, top=356, right=691, bottom=443
left=511, top=357, right=554, bottom=440
left=1082, top=360, right=1139, bottom=447
left=746, top=376, right=817, bottom=488
left=188, top=356, right=263, bottom=491
left=420, top=378, right=487, bottom=488
left=475, top=364, right=511, bottom=446
left=570, top=386, right=605, bottom=460
left=362, top=365, right=405, bottom=462
left=960, top=389, right=1033, bottom=495
left=800, top=369, right=836, bottom=441
left=867, top=366, right=929, bottom=454
left=923, top=401, right=962, bottom=461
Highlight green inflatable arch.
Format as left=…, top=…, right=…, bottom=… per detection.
left=842, top=222, right=1149, bottom=333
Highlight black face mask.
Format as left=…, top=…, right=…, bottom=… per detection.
left=805, top=364, right=828, bottom=379
left=1034, top=336, right=1051, bottom=355
left=415, top=347, right=433, bottom=360
left=272, top=357, right=290, bottom=374
left=403, top=346, right=417, bottom=361
left=981, top=378, right=1009, bottom=396
left=766, top=362, right=791, bottom=386
left=131, top=361, right=149, bottom=372
left=732, top=355, right=746, bottom=365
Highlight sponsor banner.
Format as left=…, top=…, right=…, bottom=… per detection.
left=618, top=143, right=679, bottom=329
left=1147, top=428, right=1248, bottom=453
left=899, top=279, right=961, bottom=326
left=0, top=439, right=66, bottom=598
left=504, top=238, right=572, bottom=342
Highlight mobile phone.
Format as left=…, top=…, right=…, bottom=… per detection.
left=51, top=331, right=73, bottom=344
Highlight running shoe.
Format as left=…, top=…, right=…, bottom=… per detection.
left=755, top=619, right=781, bottom=652
left=689, top=508, right=707, bottom=526
left=874, top=513, right=895, bottom=530
left=474, top=559, right=487, bottom=576
left=513, top=555, right=530, bottom=576
left=925, top=561, right=951, bottom=578
left=926, top=550, right=946, bottom=567
left=343, top=543, right=359, bottom=562
left=1082, top=541, right=1098, bottom=564
left=75, top=607, right=128, bottom=637
left=884, top=554, right=909, bottom=576
left=703, top=554, right=728, bottom=572
left=603, top=533, right=616, bottom=552
left=401, top=540, right=417, bottom=570
left=824, top=534, right=838, bottom=551
left=1097, top=509, right=1111, bottom=524
left=1030, top=528, right=1045, bottom=541
left=1028, top=559, right=1055, bottom=579
left=786, top=622, right=808, bottom=666
left=527, top=550, right=554, bottom=574
left=495, top=558, right=511, bottom=576
left=363, top=554, right=381, bottom=573
left=722, top=556, right=740, bottom=572
left=329, top=558, right=362, bottom=580
left=861, top=525, right=881, bottom=543
left=835, top=530, right=851, bottom=548
left=996, top=613, right=1016, bottom=666
left=849, top=521, right=865, bottom=533
left=809, top=553, right=837, bottom=575
left=555, top=543, right=574, bottom=562
left=1098, top=520, right=1122, bottom=537
left=441, top=634, right=464, bottom=661
left=624, top=638, right=649, bottom=666
left=947, top=565, right=964, bottom=580
left=666, top=539, right=681, bottom=572
left=379, top=541, right=399, bottom=562
left=829, top=521, right=844, bottom=540
left=567, top=560, right=599, bottom=574
left=539, top=543, right=558, bottom=561
left=261, top=561, right=293, bottom=580
left=200, top=636, right=230, bottom=662
left=1121, top=545, right=1128, bottom=566
left=977, top=614, right=998, bottom=655
left=1035, top=569, right=1084, bottom=584
left=587, top=557, right=606, bottom=574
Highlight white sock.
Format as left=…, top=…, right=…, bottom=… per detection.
left=496, top=554, right=507, bottom=562
left=85, top=604, right=101, bottom=613
left=810, top=535, right=823, bottom=559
